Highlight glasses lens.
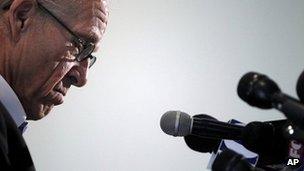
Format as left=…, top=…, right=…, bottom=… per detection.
left=77, top=43, right=95, bottom=61
left=89, top=55, right=97, bottom=68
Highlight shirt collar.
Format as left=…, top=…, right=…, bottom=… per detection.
left=0, top=75, right=26, bottom=127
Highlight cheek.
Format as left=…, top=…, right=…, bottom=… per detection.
left=39, top=60, right=75, bottom=96
left=18, top=44, right=71, bottom=98
left=20, top=60, right=74, bottom=108
left=21, top=23, right=80, bottom=96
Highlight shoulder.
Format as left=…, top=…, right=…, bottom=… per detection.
left=0, top=100, right=18, bottom=136
left=0, top=101, right=35, bottom=170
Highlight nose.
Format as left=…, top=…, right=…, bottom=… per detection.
left=67, top=60, right=89, bottom=87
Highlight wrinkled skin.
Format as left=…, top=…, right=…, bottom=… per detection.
left=0, top=0, right=109, bottom=120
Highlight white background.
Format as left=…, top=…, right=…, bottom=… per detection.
left=25, top=0, right=304, bottom=170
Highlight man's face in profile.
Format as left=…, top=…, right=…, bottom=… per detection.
left=6, top=0, right=108, bottom=120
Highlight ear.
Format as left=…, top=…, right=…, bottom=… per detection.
left=9, top=0, right=36, bottom=42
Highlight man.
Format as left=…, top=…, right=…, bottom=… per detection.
left=0, top=0, right=109, bottom=170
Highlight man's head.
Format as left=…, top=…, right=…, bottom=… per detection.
left=0, top=0, right=109, bottom=120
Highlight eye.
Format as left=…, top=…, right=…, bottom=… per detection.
left=64, top=42, right=77, bottom=60
left=71, top=40, right=83, bottom=56
left=72, top=46, right=80, bottom=56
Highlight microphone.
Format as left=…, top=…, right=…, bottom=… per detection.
left=212, top=149, right=265, bottom=171
left=182, top=115, right=284, bottom=158
left=296, top=70, right=304, bottom=102
left=237, top=72, right=304, bottom=130
left=242, top=120, right=290, bottom=166
left=184, top=114, right=221, bottom=153
left=160, top=111, right=244, bottom=140
left=160, top=111, right=293, bottom=165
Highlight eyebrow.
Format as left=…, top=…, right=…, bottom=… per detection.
left=37, top=2, right=98, bottom=47
left=37, top=2, right=79, bottom=39
left=81, top=31, right=100, bottom=45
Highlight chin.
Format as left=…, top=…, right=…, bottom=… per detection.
left=25, top=103, right=54, bottom=120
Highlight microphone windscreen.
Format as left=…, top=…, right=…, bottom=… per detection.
left=237, top=72, right=280, bottom=109
left=160, top=111, right=192, bottom=136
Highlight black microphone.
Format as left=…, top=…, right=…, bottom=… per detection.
left=237, top=72, right=304, bottom=130
left=182, top=114, right=281, bottom=158
left=182, top=116, right=287, bottom=162
left=185, top=117, right=289, bottom=166
left=296, top=70, right=304, bottom=103
left=160, top=111, right=244, bottom=140
left=183, top=116, right=300, bottom=166
left=242, top=120, right=290, bottom=166
left=160, top=111, right=293, bottom=166
left=212, top=149, right=265, bottom=171
left=184, top=114, right=221, bottom=153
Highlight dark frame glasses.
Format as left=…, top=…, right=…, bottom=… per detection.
left=37, top=3, right=97, bottom=68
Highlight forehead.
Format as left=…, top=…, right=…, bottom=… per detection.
left=41, top=0, right=108, bottom=45
left=70, top=0, right=108, bottom=45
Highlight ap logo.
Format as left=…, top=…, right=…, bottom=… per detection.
left=286, top=158, right=300, bottom=166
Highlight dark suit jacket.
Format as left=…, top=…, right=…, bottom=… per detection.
left=0, top=101, right=35, bottom=171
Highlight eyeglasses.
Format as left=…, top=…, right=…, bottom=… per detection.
left=37, top=3, right=97, bottom=68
